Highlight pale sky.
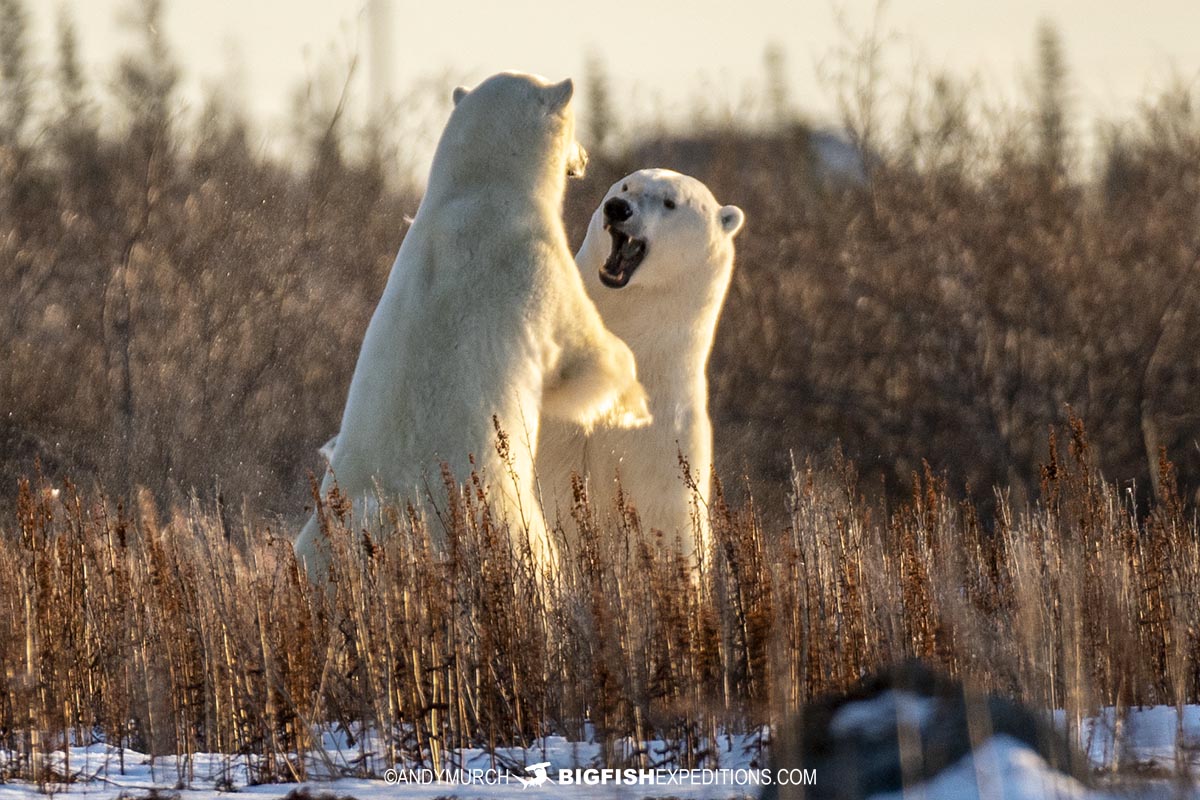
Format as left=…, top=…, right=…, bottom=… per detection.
left=23, top=0, right=1200, bottom=162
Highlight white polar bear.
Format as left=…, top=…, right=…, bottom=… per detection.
left=294, top=73, right=651, bottom=579
left=536, top=169, right=744, bottom=565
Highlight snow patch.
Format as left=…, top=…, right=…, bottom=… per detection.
left=868, top=735, right=1100, bottom=800
left=829, top=690, right=938, bottom=739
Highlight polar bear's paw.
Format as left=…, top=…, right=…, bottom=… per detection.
left=543, top=334, right=652, bottom=433
left=578, top=381, right=652, bottom=434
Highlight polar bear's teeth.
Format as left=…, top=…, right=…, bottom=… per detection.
left=606, top=226, right=629, bottom=247
left=622, top=239, right=646, bottom=259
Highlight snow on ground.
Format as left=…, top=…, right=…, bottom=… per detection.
left=0, top=733, right=767, bottom=800
left=868, top=707, right=1200, bottom=800
left=1081, top=705, right=1200, bottom=775
left=867, top=735, right=1098, bottom=800
left=4, top=707, right=1200, bottom=799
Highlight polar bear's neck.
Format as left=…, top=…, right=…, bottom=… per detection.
left=593, top=260, right=733, bottom=391
left=423, top=135, right=568, bottom=208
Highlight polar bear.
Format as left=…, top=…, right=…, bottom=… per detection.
left=294, top=73, right=651, bottom=579
left=536, top=169, right=744, bottom=565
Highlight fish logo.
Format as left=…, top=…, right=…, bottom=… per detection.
left=515, top=761, right=552, bottom=789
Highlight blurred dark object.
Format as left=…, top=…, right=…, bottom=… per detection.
left=763, top=660, right=1089, bottom=800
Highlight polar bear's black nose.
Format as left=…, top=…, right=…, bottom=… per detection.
left=604, top=197, right=633, bottom=223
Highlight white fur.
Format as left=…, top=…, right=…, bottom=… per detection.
left=536, top=169, right=744, bottom=565
left=294, top=73, right=650, bottom=579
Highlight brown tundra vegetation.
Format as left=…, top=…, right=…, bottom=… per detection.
left=1, top=2, right=1199, bottom=787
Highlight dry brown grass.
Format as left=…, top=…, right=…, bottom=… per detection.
left=1, top=418, right=1197, bottom=785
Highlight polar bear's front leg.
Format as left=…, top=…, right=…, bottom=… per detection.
left=542, top=332, right=652, bottom=433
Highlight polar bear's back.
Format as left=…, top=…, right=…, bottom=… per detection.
left=330, top=204, right=550, bottom=497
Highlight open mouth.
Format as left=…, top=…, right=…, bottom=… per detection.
left=598, top=226, right=647, bottom=288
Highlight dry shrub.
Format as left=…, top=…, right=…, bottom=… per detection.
left=4, top=13, right=1200, bottom=530
left=1, top=417, right=1198, bottom=783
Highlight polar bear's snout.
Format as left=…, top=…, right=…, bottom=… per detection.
left=603, top=196, right=633, bottom=223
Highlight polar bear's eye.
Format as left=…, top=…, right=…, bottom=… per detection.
left=663, top=198, right=676, bottom=210
left=622, top=183, right=629, bottom=192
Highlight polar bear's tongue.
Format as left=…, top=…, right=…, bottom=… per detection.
left=600, top=228, right=647, bottom=289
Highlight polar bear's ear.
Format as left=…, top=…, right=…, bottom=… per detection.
left=719, top=205, right=745, bottom=236
left=452, top=86, right=469, bottom=106
left=542, top=78, right=574, bottom=114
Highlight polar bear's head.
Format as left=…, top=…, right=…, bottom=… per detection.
left=579, top=169, right=744, bottom=292
left=432, top=72, right=588, bottom=192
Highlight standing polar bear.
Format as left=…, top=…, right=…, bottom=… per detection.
left=294, top=73, right=651, bottom=579
left=537, top=169, right=744, bottom=565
